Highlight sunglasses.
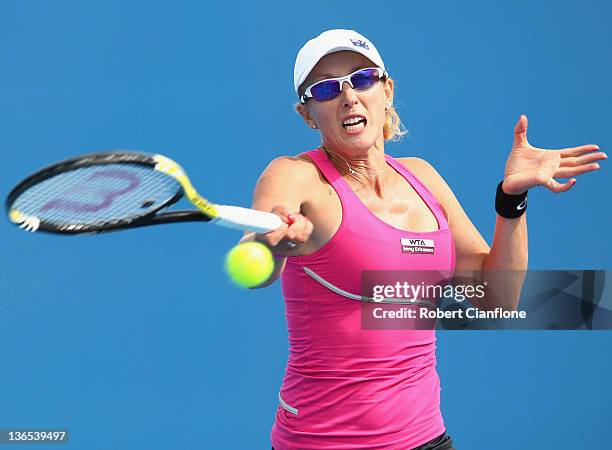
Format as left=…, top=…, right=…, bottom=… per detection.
left=299, top=67, right=387, bottom=104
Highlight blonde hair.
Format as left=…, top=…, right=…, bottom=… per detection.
left=383, top=107, right=406, bottom=141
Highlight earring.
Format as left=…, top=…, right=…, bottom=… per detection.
left=385, top=103, right=391, bottom=111
left=311, top=123, right=318, bottom=129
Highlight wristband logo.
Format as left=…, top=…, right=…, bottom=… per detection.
left=401, top=238, right=435, bottom=255
left=516, top=199, right=527, bottom=211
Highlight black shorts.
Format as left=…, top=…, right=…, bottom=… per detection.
left=413, top=432, right=455, bottom=450
left=272, top=432, right=455, bottom=450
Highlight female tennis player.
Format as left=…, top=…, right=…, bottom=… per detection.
left=241, top=29, right=605, bottom=450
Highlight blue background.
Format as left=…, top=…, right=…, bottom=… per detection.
left=1, top=1, right=611, bottom=449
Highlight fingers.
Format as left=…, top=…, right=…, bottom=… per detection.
left=555, top=147, right=606, bottom=178
left=513, top=114, right=529, bottom=147
left=541, top=148, right=603, bottom=191
left=544, top=177, right=577, bottom=193
left=255, top=205, right=314, bottom=253
left=283, top=213, right=314, bottom=246
left=559, top=144, right=601, bottom=157
left=559, top=150, right=607, bottom=167
left=555, top=163, right=600, bottom=178
left=270, top=205, right=295, bottom=225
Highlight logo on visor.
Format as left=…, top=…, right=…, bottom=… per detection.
left=401, top=238, right=435, bottom=255
left=350, top=38, right=369, bottom=50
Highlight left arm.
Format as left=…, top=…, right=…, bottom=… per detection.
left=402, top=156, right=518, bottom=311
left=401, top=114, right=605, bottom=310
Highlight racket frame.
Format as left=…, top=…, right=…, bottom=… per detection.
left=6, top=151, right=211, bottom=234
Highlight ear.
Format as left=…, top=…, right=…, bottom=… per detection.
left=384, top=78, right=394, bottom=107
left=295, top=102, right=318, bottom=129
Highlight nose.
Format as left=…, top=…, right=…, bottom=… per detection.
left=340, top=81, right=358, bottom=107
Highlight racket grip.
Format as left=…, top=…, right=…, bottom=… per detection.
left=211, top=205, right=284, bottom=233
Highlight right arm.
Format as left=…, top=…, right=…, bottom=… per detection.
left=240, top=156, right=315, bottom=288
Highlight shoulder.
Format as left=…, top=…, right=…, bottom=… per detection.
left=258, top=151, right=327, bottom=185
left=261, top=153, right=317, bottom=177
left=395, top=156, right=453, bottom=220
left=395, top=156, right=448, bottom=191
left=396, top=156, right=439, bottom=176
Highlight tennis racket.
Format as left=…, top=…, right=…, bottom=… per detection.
left=6, top=151, right=283, bottom=235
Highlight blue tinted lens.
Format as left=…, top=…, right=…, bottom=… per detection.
left=310, top=80, right=341, bottom=101
left=350, top=69, right=380, bottom=90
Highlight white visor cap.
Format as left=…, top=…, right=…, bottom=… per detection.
left=293, top=29, right=386, bottom=97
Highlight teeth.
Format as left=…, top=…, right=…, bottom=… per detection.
left=342, top=116, right=365, bottom=125
left=344, top=121, right=366, bottom=131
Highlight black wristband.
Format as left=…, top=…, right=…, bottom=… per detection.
left=495, top=181, right=527, bottom=218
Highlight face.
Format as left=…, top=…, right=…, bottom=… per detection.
left=297, top=51, right=394, bottom=155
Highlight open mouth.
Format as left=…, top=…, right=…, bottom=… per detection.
left=342, top=115, right=367, bottom=131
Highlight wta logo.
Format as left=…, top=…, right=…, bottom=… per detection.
left=401, top=238, right=435, bottom=255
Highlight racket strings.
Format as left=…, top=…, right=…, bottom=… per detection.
left=12, top=164, right=181, bottom=226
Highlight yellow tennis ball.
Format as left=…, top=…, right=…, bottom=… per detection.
left=225, top=242, right=274, bottom=288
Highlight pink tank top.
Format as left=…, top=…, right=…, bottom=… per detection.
left=270, top=148, right=456, bottom=450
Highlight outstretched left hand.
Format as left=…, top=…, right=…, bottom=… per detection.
left=502, top=115, right=606, bottom=194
